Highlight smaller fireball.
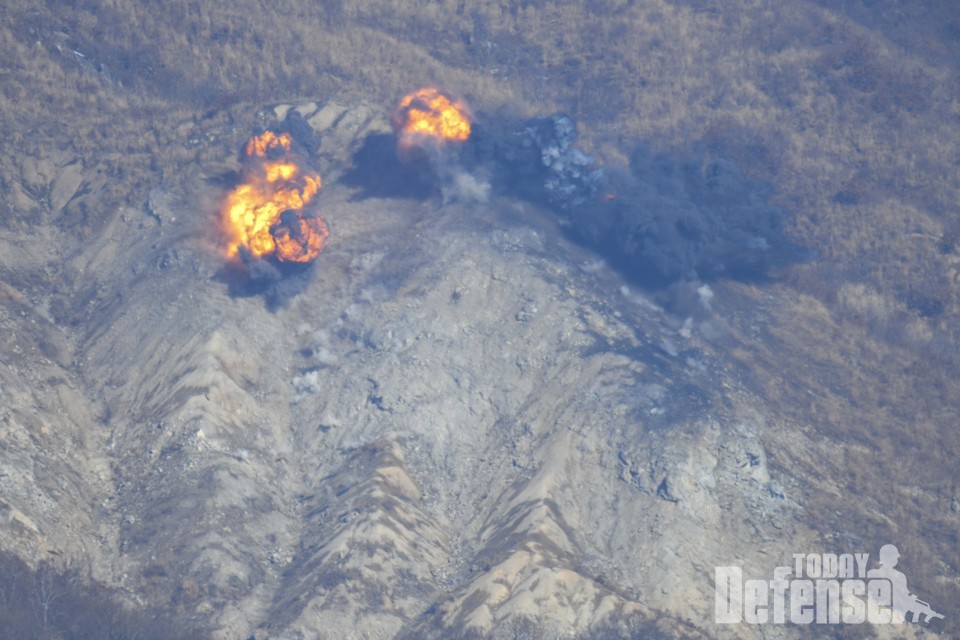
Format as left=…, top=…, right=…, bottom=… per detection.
left=244, top=129, right=291, bottom=157
left=223, top=131, right=329, bottom=264
left=271, top=210, right=329, bottom=263
left=393, top=88, right=472, bottom=150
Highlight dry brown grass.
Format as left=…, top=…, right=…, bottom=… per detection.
left=1, top=0, right=958, bottom=632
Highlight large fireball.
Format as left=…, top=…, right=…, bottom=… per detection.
left=223, top=131, right=330, bottom=264
left=393, top=88, right=471, bottom=150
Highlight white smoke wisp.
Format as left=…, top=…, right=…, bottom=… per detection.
left=441, top=170, right=491, bottom=205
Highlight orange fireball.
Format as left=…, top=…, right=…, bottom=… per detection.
left=393, top=88, right=471, bottom=149
left=223, top=131, right=329, bottom=264
left=244, top=129, right=291, bottom=157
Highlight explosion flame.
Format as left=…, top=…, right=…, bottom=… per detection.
left=393, top=88, right=471, bottom=150
left=223, top=131, right=329, bottom=264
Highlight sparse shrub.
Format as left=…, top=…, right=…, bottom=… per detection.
left=0, top=551, right=210, bottom=640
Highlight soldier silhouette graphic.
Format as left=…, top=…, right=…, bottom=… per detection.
left=867, top=544, right=943, bottom=623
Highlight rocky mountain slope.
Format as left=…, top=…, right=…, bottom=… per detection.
left=1, top=1, right=958, bottom=638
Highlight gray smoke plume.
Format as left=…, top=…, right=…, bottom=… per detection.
left=338, top=106, right=806, bottom=289
left=461, top=113, right=805, bottom=288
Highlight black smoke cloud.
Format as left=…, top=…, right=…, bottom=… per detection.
left=337, top=104, right=806, bottom=289
left=217, top=246, right=316, bottom=311
left=459, top=113, right=806, bottom=288
left=339, top=133, right=436, bottom=200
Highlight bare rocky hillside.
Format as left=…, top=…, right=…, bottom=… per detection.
left=1, top=1, right=958, bottom=638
